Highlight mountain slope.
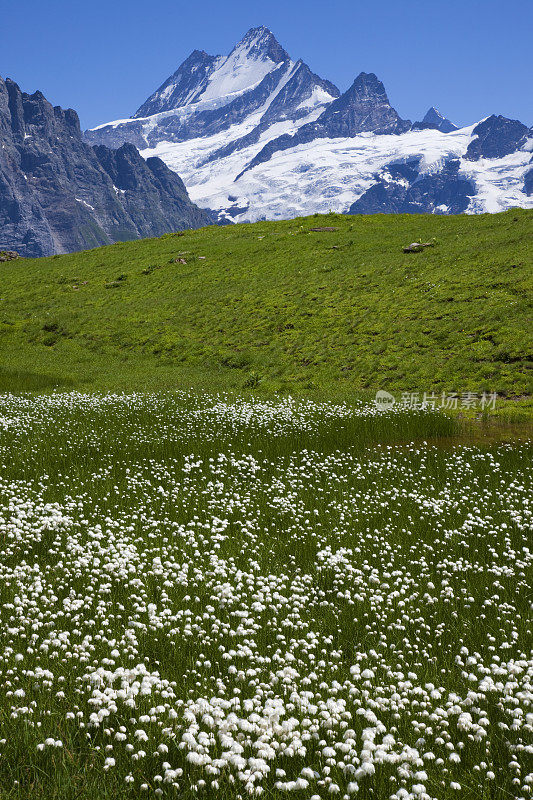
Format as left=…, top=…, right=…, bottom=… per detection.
left=86, top=26, right=532, bottom=223
left=347, top=158, right=475, bottom=215
left=1, top=210, right=531, bottom=403
left=464, top=115, right=531, bottom=160
left=241, top=71, right=411, bottom=175
left=0, top=76, right=212, bottom=257
left=134, top=50, right=223, bottom=118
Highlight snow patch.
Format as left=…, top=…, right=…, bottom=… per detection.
left=75, top=198, right=95, bottom=211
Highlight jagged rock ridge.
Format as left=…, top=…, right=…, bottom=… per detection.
left=240, top=71, right=411, bottom=176
left=85, top=27, right=340, bottom=152
left=134, top=50, right=223, bottom=118
left=0, top=76, right=212, bottom=257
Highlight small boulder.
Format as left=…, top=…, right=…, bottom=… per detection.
left=0, top=250, right=20, bottom=262
left=403, top=242, right=434, bottom=253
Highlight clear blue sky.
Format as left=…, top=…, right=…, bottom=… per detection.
left=2, top=0, right=531, bottom=130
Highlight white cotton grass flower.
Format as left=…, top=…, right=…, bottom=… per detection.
left=0, top=391, right=531, bottom=797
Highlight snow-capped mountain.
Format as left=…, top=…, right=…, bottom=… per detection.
left=86, top=26, right=533, bottom=221
left=238, top=72, right=411, bottom=178
left=134, top=27, right=294, bottom=118
left=86, top=27, right=339, bottom=153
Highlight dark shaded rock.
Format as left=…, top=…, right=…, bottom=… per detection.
left=316, top=73, right=411, bottom=137
left=261, top=60, right=339, bottom=124
left=240, top=25, right=291, bottom=64
left=412, top=107, right=458, bottom=133
left=93, top=144, right=213, bottom=238
left=464, top=115, right=530, bottom=161
left=221, top=203, right=250, bottom=219
left=134, top=50, right=222, bottom=118
left=0, top=75, right=213, bottom=257
left=347, top=158, right=475, bottom=215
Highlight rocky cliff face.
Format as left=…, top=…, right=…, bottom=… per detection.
left=0, top=76, right=213, bottom=257
left=464, top=115, right=531, bottom=160
left=348, top=158, right=475, bottom=215
left=134, top=50, right=223, bottom=118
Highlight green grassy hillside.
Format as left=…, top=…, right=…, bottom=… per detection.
left=1, top=209, right=531, bottom=404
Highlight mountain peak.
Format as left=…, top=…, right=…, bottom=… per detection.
left=424, top=106, right=440, bottom=121
left=412, top=106, right=458, bottom=133
left=240, top=25, right=274, bottom=41
left=231, top=26, right=290, bottom=64
left=422, top=106, right=458, bottom=130
left=339, top=72, right=400, bottom=108
left=344, top=72, right=389, bottom=96
left=133, top=26, right=290, bottom=119
left=353, top=72, right=383, bottom=88
left=318, top=71, right=411, bottom=134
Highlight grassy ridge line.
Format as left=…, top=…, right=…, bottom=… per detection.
left=0, top=210, right=531, bottom=404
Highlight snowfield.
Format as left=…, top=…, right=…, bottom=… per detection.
left=141, top=124, right=530, bottom=219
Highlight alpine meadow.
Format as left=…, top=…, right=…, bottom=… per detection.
left=1, top=211, right=531, bottom=407
left=1, top=8, right=532, bottom=800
